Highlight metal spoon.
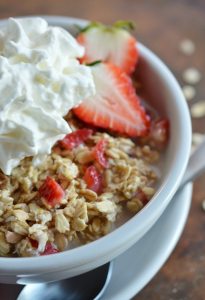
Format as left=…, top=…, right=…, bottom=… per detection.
left=17, top=262, right=113, bottom=300
left=16, top=138, right=205, bottom=300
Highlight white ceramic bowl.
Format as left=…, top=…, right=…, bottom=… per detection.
left=0, top=16, right=191, bottom=284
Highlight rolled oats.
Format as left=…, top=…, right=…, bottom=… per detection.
left=179, top=39, right=195, bottom=55
left=16, top=238, right=37, bottom=257
left=127, top=198, right=143, bottom=213
left=5, top=231, right=22, bottom=244
left=183, top=68, right=201, bottom=85
left=55, top=211, right=70, bottom=233
left=54, top=232, right=69, bottom=251
left=192, top=133, right=204, bottom=150
left=0, top=232, right=10, bottom=256
left=0, top=173, right=9, bottom=190
left=182, top=85, right=196, bottom=101
left=142, top=186, right=155, bottom=197
left=75, top=148, right=94, bottom=164
left=29, top=224, right=48, bottom=252
left=0, top=128, right=160, bottom=257
left=94, top=200, right=118, bottom=222
left=202, top=200, right=205, bottom=212
left=29, top=203, right=52, bottom=224
left=10, top=220, right=29, bottom=236
left=71, top=217, right=87, bottom=231
left=13, top=210, right=29, bottom=222
left=79, top=189, right=98, bottom=201
left=191, top=101, right=205, bottom=118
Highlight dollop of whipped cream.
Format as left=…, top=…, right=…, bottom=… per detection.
left=0, top=17, right=95, bottom=175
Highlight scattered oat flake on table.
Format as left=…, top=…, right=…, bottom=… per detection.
left=202, top=200, right=205, bottom=211
left=182, top=85, right=196, bottom=101
left=182, top=68, right=201, bottom=85
left=179, top=39, right=195, bottom=55
left=192, top=132, right=204, bottom=152
left=192, top=132, right=204, bottom=145
left=191, top=101, right=205, bottom=118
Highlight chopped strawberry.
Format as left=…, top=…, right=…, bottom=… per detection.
left=29, top=238, right=38, bottom=248
left=73, top=63, right=150, bottom=137
left=77, top=21, right=138, bottom=74
left=60, top=128, right=93, bottom=150
left=29, top=239, right=59, bottom=255
left=149, top=118, right=169, bottom=149
left=41, top=242, right=59, bottom=255
left=93, top=139, right=109, bottom=168
left=136, top=189, right=149, bottom=206
left=84, top=165, right=102, bottom=193
left=39, top=176, right=65, bottom=207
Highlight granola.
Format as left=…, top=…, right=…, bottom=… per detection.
left=0, top=129, right=160, bottom=257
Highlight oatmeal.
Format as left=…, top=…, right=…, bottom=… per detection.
left=0, top=125, right=160, bottom=257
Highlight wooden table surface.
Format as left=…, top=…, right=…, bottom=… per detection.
left=0, top=0, right=205, bottom=299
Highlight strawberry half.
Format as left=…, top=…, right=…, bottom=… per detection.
left=73, top=62, right=150, bottom=137
left=77, top=21, right=138, bottom=75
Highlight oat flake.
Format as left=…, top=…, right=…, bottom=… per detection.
left=192, top=132, right=204, bottom=146
left=182, top=85, right=196, bottom=101
left=183, top=68, right=201, bottom=85
left=192, top=132, right=204, bottom=152
left=179, top=39, right=195, bottom=55
left=191, top=101, right=205, bottom=118
left=202, top=200, right=205, bottom=211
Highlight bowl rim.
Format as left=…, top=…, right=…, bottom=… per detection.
left=0, top=15, right=192, bottom=274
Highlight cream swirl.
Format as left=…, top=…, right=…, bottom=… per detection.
left=0, top=17, right=95, bottom=175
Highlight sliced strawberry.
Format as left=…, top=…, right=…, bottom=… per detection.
left=77, top=21, right=138, bottom=74
left=73, top=63, right=150, bottom=137
left=93, top=139, right=109, bottom=168
left=59, top=128, right=93, bottom=150
left=41, top=242, right=59, bottom=255
left=39, top=176, right=65, bottom=208
left=84, top=165, right=102, bottom=193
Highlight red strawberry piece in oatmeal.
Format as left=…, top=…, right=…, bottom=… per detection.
left=136, top=189, right=149, bottom=206
left=84, top=165, right=102, bottom=193
left=41, top=242, right=59, bottom=255
left=29, top=240, right=59, bottom=255
left=29, top=238, right=38, bottom=248
left=39, top=176, right=65, bottom=207
left=93, top=139, right=109, bottom=168
left=59, top=128, right=93, bottom=150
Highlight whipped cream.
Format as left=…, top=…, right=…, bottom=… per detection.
left=0, top=17, right=95, bottom=175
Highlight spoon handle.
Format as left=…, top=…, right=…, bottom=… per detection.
left=180, top=137, right=205, bottom=188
